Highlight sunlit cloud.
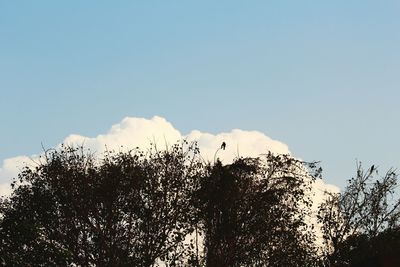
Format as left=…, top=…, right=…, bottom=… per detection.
left=0, top=116, right=339, bottom=202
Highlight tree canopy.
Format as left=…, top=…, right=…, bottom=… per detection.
left=318, top=163, right=400, bottom=267
left=0, top=143, right=399, bottom=266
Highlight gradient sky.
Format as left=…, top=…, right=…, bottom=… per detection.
left=1, top=1, right=400, bottom=188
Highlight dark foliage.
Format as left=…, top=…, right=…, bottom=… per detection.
left=318, top=163, right=400, bottom=267
left=196, top=154, right=321, bottom=267
left=337, top=227, right=400, bottom=267
left=1, top=142, right=399, bottom=267
left=0, top=143, right=203, bottom=266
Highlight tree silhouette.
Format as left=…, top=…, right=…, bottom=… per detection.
left=317, top=163, right=400, bottom=267
left=196, top=153, right=321, bottom=266
left=2, top=142, right=398, bottom=266
left=0, top=143, right=203, bottom=266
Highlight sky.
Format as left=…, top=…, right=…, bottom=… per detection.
left=1, top=1, right=400, bottom=189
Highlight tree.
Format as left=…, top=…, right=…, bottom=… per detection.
left=0, top=143, right=203, bottom=266
left=337, top=226, right=400, bottom=267
left=5, top=141, right=371, bottom=266
left=196, top=153, right=321, bottom=266
left=318, top=163, right=400, bottom=267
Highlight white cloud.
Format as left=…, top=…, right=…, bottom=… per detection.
left=0, top=155, right=35, bottom=197
left=0, top=116, right=339, bottom=204
left=62, top=116, right=182, bottom=152
left=186, top=129, right=290, bottom=163
left=60, top=116, right=289, bottom=161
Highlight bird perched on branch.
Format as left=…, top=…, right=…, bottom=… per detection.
left=370, top=165, right=375, bottom=175
left=221, top=142, right=226, bottom=150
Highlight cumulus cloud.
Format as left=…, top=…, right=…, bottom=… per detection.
left=186, top=129, right=290, bottom=163
left=0, top=155, right=35, bottom=196
left=0, top=116, right=339, bottom=202
left=60, top=116, right=290, bottom=162
left=62, top=116, right=182, bottom=153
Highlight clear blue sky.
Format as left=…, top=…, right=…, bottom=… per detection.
left=1, top=1, right=399, bottom=188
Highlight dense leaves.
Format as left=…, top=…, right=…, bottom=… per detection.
left=0, top=143, right=203, bottom=266
left=197, top=155, right=319, bottom=266
left=1, top=144, right=399, bottom=266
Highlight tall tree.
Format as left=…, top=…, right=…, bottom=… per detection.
left=318, top=163, right=400, bottom=267
left=0, top=143, right=203, bottom=266
left=197, top=153, right=321, bottom=266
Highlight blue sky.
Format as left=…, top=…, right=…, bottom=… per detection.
left=1, top=1, right=400, bottom=188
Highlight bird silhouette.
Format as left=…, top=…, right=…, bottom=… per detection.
left=370, top=165, right=375, bottom=174
left=221, top=142, right=226, bottom=150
